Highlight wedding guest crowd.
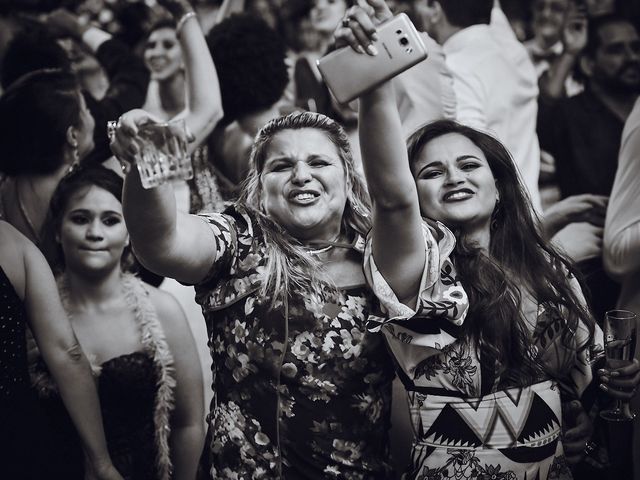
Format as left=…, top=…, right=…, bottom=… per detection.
left=1, top=0, right=640, bottom=478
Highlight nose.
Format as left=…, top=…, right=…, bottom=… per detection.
left=625, top=43, right=640, bottom=61
left=290, top=162, right=312, bottom=185
left=444, top=166, right=464, bottom=186
left=86, top=219, right=104, bottom=240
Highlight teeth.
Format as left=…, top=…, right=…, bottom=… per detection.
left=294, top=193, right=315, bottom=201
left=447, top=192, right=471, bottom=200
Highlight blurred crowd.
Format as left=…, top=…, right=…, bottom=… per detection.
left=1, top=0, right=640, bottom=479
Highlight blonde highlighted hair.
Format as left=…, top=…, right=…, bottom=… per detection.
left=238, top=111, right=371, bottom=305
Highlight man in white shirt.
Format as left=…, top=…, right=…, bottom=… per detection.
left=413, top=0, right=542, bottom=212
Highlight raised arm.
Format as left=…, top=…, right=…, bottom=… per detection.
left=160, top=0, right=223, bottom=152
left=0, top=223, right=122, bottom=480
left=113, top=111, right=218, bottom=283
left=538, top=6, right=586, bottom=101
left=45, top=8, right=150, bottom=165
left=338, top=1, right=426, bottom=307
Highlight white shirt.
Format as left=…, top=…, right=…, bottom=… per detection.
left=443, top=24, right=542, bottom=212
left=393, top=33, right=457, bottom=137
left=603, top=97, right=640, bottom=315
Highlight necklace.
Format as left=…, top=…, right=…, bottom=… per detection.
left=305, top=244, right=334, bottom=255
left=303, top=234, right=342, bottom=256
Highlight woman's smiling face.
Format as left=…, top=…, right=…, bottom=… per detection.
left=260, top=128, right=348, bottom=242
left=144, top=27, right=183, bottom=81
left=412, top=133, right=498, bottom=235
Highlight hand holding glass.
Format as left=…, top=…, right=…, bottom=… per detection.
left=134, top=119, right=193, bottom=189
left=600, top=309, right=637, bottom=421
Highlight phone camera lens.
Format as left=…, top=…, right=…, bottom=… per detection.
left=400, top=36, right=409, bottom=46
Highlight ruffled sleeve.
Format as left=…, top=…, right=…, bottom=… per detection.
left=363, top=220, right=469, bottom=379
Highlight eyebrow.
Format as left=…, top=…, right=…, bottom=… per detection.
left=264, top=154, right=334, bottom=166
left=68, top=208, right=123, bottom=216
left=417, top=154, right=482, bottom=176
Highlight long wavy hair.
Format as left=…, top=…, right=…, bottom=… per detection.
left=407, top=120, right=595, bottom=386
left=238, top=111, right=371, bottom=305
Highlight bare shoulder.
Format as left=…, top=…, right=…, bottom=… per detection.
left=0, top=221, right=32, bottom=298
left=144, top=285, right=188, bottom=328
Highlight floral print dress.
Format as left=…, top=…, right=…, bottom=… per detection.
left=363, top=221, right=604, bottom=480
left=194, top=206, right=396, bottom=479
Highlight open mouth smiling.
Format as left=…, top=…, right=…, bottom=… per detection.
left=288, top=190, right=320, bottom=204
left=443, top=188, right=474, bottom=202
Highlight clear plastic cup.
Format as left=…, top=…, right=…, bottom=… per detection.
left=135, top=119, right=192, bottom=189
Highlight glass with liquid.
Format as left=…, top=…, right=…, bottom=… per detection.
left=600, top=309, right=637, bottom=421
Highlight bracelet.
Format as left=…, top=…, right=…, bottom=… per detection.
left=176, top=11, right=197, bottom=37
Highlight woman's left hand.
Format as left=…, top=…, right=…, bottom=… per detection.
left=561, top=400, right=593, bottom=465
left=598, top=358, right=640, bottom=400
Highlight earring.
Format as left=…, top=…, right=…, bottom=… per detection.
left=72, top=141, right=79, bottom=162
left=491, top=193, right=501, bottom=231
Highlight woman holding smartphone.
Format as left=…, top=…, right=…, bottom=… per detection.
left=335, top=1, right=639, bottom=479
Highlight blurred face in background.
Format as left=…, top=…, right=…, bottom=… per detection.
left=591, top=21, right=640, bottom=93
left=532, top=0, right=570, bottom=47
left=310, top=0, right=348, bottom=35
left=144, top=27, right=183, bottom=81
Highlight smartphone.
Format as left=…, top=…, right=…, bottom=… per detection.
left=317, top=13, right=428, bottom=104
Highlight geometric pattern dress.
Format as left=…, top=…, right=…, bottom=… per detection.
left=363, top=220, right=604, bottom=480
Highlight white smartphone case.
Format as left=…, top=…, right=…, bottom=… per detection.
left=317, top=13, right=428, bottom=104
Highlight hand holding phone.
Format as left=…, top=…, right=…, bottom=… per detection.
left=317, top=11, right=428, bottom=104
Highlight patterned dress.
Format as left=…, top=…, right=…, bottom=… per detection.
left=195, top=206, right=395, bottom=479
left=363, top=221, right=604, bottom=480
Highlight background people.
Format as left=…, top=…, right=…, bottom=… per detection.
left=0, top=220, right=122, bottom=480
left=38, top=165, right=205, bottom=480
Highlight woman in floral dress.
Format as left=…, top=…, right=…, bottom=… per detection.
left=336, top=1, right=640, bottom=479
left=111, top=100, right=469, bottom=477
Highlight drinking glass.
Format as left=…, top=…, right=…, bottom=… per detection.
left=600, top=309, right=637, bottom=421
left=135, top=119, right=192, bottom=189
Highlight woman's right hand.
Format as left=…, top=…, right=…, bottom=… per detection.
left=84, top=457, right=123, bottom=480
left=334, top=0, right=392, bottom=54
left=110, top=109, right=195, bottom=165
left=156, top=0, right=194, bottom=18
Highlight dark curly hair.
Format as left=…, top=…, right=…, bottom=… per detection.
left=1, top=26, right=71, bottom=90
left=0, top=68, right=81, bottom=176
left=206, top=13, right=288, bottom=124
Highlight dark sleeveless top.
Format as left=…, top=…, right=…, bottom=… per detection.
left=0, top=266, right=68, bottom=479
